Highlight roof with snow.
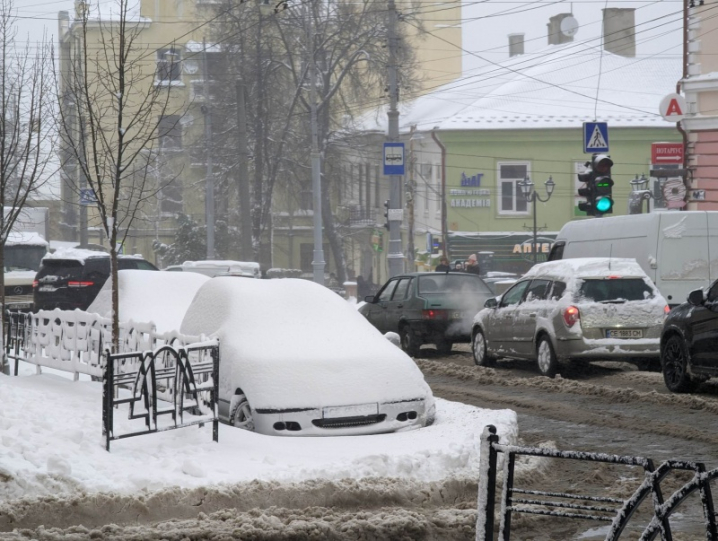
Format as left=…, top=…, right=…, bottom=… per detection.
left=360, top=41, right=681, bottom=133
left=7, top=232, right=48, bottom=247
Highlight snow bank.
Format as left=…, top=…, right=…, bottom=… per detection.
left=88, top=270, right=209, bottom=333
left=0, top=370, right=517, bottom=503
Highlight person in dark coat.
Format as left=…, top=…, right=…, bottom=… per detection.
left=434, top=256, right=451, bottom=272
left=357, top=275, right=370, bottom=299
left=464, top=254, right=481, bottom=275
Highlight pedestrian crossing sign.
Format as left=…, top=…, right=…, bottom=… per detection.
left=583, top=122, right=609, bottom=153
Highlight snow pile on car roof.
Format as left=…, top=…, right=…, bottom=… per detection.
left=524, top=258, right=647, bottom=280
left=88, top=270, right=209, bottom=333
left=180, top=277, right=432, bottom=410
left=6, top=231, right=48, bottom=247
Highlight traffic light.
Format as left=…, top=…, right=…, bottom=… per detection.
left=577, top=161, right=595, bottom=216
left=383, top=200, right=390, bottom=230
left=592, top=154, right=614, bottom=216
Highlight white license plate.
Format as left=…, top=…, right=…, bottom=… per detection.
left=9, top=303, right=32, bottom=310
left=323, top=403, right=378, bottom=418
left=452, top=311, right=464, bottom=319
left=38, top=285, right=56, bottom=292
left=606, top=329, right=643, bottom=339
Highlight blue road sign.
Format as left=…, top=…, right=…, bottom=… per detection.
left=80, top=188, right=98, bottom=205
left=383, top=142, right=405, bottom=176
left=583, top=122, right=609, bottom=153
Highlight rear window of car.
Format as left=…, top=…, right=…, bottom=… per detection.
left=37, top=259, right=84, bottom=280
left=577, top=278, right=655, bottom=302
left=418, top=274, right=493, bottom=296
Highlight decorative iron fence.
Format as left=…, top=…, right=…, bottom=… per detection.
left=476, top=424, right=718, bottom=541
left=103, top=342, right=219, bottom=451
left=5, top=310, right=220, bottom=452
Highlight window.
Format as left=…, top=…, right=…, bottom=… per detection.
left=499, top=280, right=529, bottom=307
left=577, top=279, right=654, bottom=302
left=156, top=48, right=181, bottom=83
left=549, top=281, right=567, bottom=300
left=378, top=280, right=399, bottom=302
left=392, top=278, right=411, bottom=300
left=159, top=179, right=182, bottom=215
left=525, top=279, right=551, bottom=301
left=158, top=115, right=182, bottom=150
left=498, top=163, right=529, bottom=214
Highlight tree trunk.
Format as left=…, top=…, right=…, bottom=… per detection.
left=110, top=232, right=120, bottom=353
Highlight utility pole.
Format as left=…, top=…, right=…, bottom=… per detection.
left=407, top=126, right=416, bottom=271
left=308, top=1, right=325, bottom=285
left=235, top=79, right=253, bottom=261
left=202, top=38, right=215, bottom=259
left=386, top=0, right=404, bottom=277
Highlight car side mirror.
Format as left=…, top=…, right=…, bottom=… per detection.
left=484, top=297, right=498, bottom=309
left=688, top=288, right=705, bottom=306
left=365, top=295, right=375, bottom=303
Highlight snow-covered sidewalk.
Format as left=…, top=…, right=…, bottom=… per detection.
left=0, top=369, right=517, bottom=503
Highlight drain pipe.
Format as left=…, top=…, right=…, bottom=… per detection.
left=677, top=0, right=689, bottom=195
left=431, top=128, right=449, bottom=260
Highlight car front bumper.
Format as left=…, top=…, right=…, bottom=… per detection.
left=250, top=397, right=435, bottom=437
left=555, top=337, right=660, bottom=359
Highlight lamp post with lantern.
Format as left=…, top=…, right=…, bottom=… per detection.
left=518, top=175, right=556, bottom=264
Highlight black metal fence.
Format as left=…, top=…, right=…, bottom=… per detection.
left=4, top=310, right=31, bottom=376
left=477, top=425, right=718, bottom=541
left=103, top=342, right=220, bottom=451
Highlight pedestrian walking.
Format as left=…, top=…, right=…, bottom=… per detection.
left=435, top=256, right=451, bottom=272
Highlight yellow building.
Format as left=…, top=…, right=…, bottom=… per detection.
left=57, top=0, right=463, bottom=273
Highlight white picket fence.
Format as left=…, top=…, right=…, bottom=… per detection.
left=6, top=309, right=205, bottom=380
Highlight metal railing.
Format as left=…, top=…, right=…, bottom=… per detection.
left=103, top=342, right=219, bottom=451
left=477, top=425, right=718, bottom=541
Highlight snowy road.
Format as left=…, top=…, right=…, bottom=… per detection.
left=1, top=346, right=717, bottom=540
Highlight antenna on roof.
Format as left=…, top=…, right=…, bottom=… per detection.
left=609, top=244, right=613, bottom=271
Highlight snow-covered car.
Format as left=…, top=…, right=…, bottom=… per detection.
left=180, top=277, right=435, bottom=436
left=471, top=258, right=669, bottom=377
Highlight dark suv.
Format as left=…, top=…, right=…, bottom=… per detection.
left=33, top=253, right=158, bottom=311
left=660, top=279, right=718, bottom=393
left=358, top=272, right=493, bottom=355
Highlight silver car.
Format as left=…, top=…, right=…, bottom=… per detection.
left=471, top=258, right=669, bottom=377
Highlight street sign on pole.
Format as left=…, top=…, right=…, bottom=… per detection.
left=651, top=142, right=684, bottom=164
left=383, top=142, right=405, bottom=176
left=583, top=122, right=609, bottom=153
left=80, top=188, right=97, bottom=205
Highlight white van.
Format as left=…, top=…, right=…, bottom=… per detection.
left=548, top=211, right=718, bottom=306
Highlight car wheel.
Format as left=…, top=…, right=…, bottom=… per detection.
left=436, top=339, right=453, bottom=355
left=400, top=325, right=421, bottom=357
left=230, top=393, right=255, bottom=431
left=536, top=336, right=558, bottom=378
left=662, top=335, right=700, bottom=393
left=472, top=329, right=496, bottom=367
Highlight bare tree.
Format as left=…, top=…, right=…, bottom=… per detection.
left=56, top=0, right=182, bottom=349
left=0, top=0, right=54, bottom=355
left=208, top=0, right=420, bottom=282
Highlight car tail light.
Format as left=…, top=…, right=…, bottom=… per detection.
left=68, top=281, right=95, bottom=288
left=664, top=305, right=670, bottom=315
left=563, top=305, right=580, bottom=327
left=422, top=309, right=448, bottom=320
left=32, top=280, right=38, bottom=288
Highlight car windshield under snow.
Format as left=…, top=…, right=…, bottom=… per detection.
left=577, top=278, right=654, bottom=303
left=418, top=274, right=492, bottom=296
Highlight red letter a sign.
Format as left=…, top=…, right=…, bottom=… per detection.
left=666, top=99, right=683, bottom=117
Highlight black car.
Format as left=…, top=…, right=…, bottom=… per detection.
left=660, top=279, right=718, bottom=393
left=33, top=253, right=158, bottom=311
left=358, top=272, right=493, bottom=356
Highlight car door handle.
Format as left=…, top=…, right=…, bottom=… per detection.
left=529, top=313, right=537, bottom=318
left=396, top=304, right=403, bottom=308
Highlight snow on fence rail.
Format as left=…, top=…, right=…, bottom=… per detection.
left=4, top=309, right=206, bottom=379
left=476, top=424, right=718, bottom=541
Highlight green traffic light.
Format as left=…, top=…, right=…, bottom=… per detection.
left=596, top=196, right=613, bottom=213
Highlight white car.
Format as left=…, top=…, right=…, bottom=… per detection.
left=472, top=258, right=669, bottom=377
left=180, top=277, right=435, bottom=436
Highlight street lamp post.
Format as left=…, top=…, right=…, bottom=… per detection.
left=519, top=176, right=555, bottom=264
